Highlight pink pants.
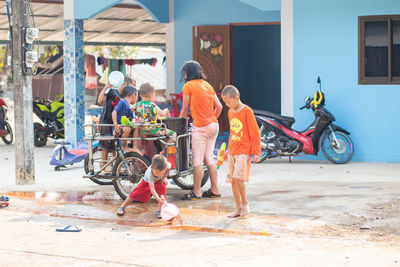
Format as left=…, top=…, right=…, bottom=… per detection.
left=191, top=122, right=219, bottom=167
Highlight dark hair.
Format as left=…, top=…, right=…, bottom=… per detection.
left=125, top=76, right=137, bottom=87
left=139, top=82, right=155, bottom=97
left=221, top=85, right=240, bottom=98
left=180, top=60, right=206, bottom=82
left=124, top=76, right=133, bottom=84
left=122, top=85, right=137, bottom=98
left=151, top=154, right=167, bottom=171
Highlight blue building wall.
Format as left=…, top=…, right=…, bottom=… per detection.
left=173, top=0, right=280, bottom=90
left=293, top=0, right=400, bottom=162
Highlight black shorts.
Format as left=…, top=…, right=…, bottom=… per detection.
left=99, top=125, right=115, bottom=151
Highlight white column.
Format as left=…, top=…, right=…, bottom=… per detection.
left=166, top=0, right=175, bottom=96
left=281, top=0, right=293, bottom=116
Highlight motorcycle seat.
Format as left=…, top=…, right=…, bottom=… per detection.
left=253, top=109, right=295, bottom=127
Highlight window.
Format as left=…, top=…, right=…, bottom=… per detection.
left=359, top=15, right=400, bottom=84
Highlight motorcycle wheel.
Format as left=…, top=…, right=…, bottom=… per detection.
left=84, top=146, right=113, bottom=185
left=112, top=152, right=151, bottom=200
left=1, top=121, right=13, bottom=144
left=34, top=122, right=47, bottom=147
left=320, top=130, right=354, bottom=164
left=172, top=171, right=209, bottom=190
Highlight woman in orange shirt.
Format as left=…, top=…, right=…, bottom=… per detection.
left=179, top=61, right=223, bottom=200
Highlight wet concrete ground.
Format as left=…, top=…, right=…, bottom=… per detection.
left=3, top=179, right=400, bottom=236
left=2, top=142, right=400, bottom=234
left=1, top=143, right=400, bottom=265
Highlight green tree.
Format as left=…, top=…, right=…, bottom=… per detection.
left=84, top=46, right=136, bottom=58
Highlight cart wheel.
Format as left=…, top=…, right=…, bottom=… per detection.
left=84, top=146, right=113, bottom=185
left=172, top=171, right=209, bottom=190
left=112, top=152, right=151, bottom=200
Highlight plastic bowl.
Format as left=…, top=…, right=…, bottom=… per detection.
left=108, top=71, right=124, bottom=88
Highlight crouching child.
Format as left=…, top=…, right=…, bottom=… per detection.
left=116, top=154, right=171, bottom=218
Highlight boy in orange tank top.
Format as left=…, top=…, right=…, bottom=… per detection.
left=221, top=85, right=261, bottom=217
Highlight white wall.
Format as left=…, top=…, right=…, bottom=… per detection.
left=281, top=0, right=293, bottom=116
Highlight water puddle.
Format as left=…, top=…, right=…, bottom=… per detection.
left=2, top=191, right=324, bottom=237
left=4, top=191, right=120, bottom=203
left=162, top=225, right=271, bottom=236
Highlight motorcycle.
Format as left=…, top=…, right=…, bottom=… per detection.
left=0, top=97, right=13, bottom=144
left=32, top=95, right=64, bottom=147
left=255, top=77, right=354, bottom=164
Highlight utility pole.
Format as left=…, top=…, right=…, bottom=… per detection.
left=11, top=0, right=35, bottom=184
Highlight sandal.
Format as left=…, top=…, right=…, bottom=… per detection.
left=155, top=210, right=162, bottom=219
left=202, top=188, right=221, bottom=198
left=56, top=225, right=82, bottom=232
left=0, top=195, right=9, bottom=202
left=181, top=191, right=202, bottom=200
left=0, top=202, right=9, bottom=208
left=116, top=207, right=125, bottom=216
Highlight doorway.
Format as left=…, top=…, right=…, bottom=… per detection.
left=232, top=24, right=281, bottom=114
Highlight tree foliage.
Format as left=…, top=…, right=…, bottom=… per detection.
left=0, top=45, right=8, bottom=71
left=84, top=46, right=136, bottom=58
left=38, top=46, right=60, bottom=64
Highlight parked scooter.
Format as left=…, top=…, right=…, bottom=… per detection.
left=32, top=94, right=64, bottom=147
left=255, top=77, right=354, bottom=164
left=0, top=97, right=13, bottom=144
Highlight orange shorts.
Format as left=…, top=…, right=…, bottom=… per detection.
left=226, top=154, right=251, bottom=183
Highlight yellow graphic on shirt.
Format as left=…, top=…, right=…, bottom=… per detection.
left=230, top=118, right=244, bottom=142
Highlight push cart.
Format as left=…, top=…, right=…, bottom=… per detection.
left=83, top=118, right=209, bottom=199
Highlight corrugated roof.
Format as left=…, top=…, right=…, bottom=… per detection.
left=0, top=1, right=165, bottom=46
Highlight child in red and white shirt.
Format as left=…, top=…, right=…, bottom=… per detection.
left=116, top=154, right=171, bottom=218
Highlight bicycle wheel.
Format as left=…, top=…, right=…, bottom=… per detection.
left=84, top=146, right=113, bottom=185
left=1, top=121, right=13, bottom=144
left=320, top=130, right=354, bottom=164
left=172, top=171, right=209, bottom=190
left=112, top=152, right=151, bottom=200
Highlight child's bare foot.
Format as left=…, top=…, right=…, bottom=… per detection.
left=133, top=147, right=145, bottom=156
left=240, top=204, right=250, bottom=217
left=125, top=147, right=144, bottom=156
left=227, top=209, right=241, bottom=218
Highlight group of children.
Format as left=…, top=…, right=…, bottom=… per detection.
left=112, top=82, right=176, bottom=155
left=99, top=78, right=176, bottom=218
left=99, top=64, right=261, bottom=219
